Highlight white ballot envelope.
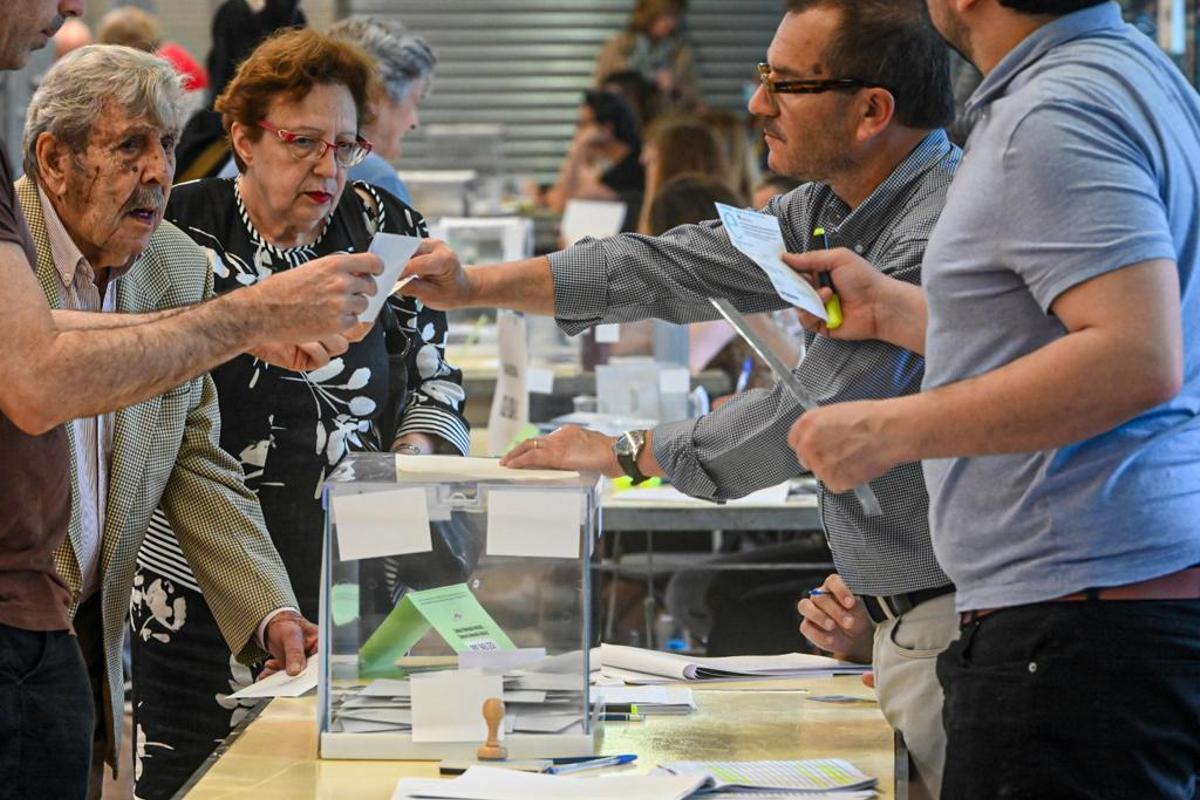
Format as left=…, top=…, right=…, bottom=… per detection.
left=362, top=232, right=423, bottom=323
left=714, top=202, right=828, bottom=322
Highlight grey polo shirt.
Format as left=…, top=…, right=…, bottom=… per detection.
left=922, top=2, right=1200, bottom=610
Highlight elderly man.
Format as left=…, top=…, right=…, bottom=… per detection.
left=0, top=3, right=381, bottom=797
left=19, top=44, right=320, bottom=796
left=788, top=0, right=1200, bottom=796
left=403, top=2, right=960, bottom=795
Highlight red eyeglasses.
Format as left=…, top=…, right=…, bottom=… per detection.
left=258, top=120, right=373, bottom=168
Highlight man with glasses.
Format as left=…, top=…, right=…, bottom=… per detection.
left=403, top=2, right=959, bottom=795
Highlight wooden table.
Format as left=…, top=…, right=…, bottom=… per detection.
left=180, top=675, right=895, bottom=799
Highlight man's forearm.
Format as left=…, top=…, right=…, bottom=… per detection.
left=19, top=291, right=266, bottom=431
left=466, top=257, right=557, bottom=315
left=51, top=306, right=190, bottom=331
left=883, top=326, right=1178, bottom=464
left=878, top=280, right=928, bottom=355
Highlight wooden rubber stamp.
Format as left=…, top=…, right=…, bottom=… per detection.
left=476, top=697, right=508, bottom=761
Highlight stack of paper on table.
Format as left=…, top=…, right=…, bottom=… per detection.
left=594, top=685, right=696, bottom=715
left=393, top=765, right=704, bottom=800
left=599, top=644, right=869, bottom=684
left=332, top=670, right=589, bottom=736
left=659, top=759, right=877, bottom=797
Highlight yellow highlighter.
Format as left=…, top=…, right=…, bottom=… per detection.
left=812, top=227, right=844, bottom=330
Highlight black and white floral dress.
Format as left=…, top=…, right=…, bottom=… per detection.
left=129, top=178, right=469, bottom=798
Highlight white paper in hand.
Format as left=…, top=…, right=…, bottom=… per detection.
left=362, top=232, right=423, bottom=323
left=714, top=203, right=827, bottom=322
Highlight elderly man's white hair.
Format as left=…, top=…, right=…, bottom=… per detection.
left=329, top=17, right=437, bottom=104
left=23, top=44, right=187, bottom=179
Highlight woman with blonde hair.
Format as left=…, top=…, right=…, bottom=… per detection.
left=594, top=0, right=699, bottom=108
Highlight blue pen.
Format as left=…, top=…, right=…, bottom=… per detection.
left=735, top=356, right=754, bottom=393
left=808, top=588, right=827, bottom=597
left=547, top=754, right=637, bottom=775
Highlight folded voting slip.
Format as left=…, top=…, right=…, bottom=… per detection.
left=599, top=644, right=867, bottom=682
left=392, top=765, right=706, bottom=800
left=660, top=758, right=877, bottom=794
left=594, top=686, right=696, bottom=715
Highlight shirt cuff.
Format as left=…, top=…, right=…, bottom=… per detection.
left=548, top=241, right=610, bottom=335
left=257, top=606, right=300, bottom=649
left=652, top=418, right=722, bottom=501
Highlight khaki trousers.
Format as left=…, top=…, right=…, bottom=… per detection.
left=871, top=592, right=958, bottom=800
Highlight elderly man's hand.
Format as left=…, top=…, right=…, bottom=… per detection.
left=250, top=335, right=349, bottom=371
left=788, top=401, right=900, bottom=493
left=797, top=573, right=873, bottom=664
left=501, top=426, right=623, bottom=477
left=248, top=252, right=382, bottom=341
left=259, top=611, right=319, bottom=680
left=400, top=239, right=474, bottom=310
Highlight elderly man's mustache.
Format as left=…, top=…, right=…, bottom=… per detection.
left=122, top=186, right=165, bottom=216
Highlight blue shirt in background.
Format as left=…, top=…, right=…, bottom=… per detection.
left=216, top=151, right=413, bottom=206
left=921, top=1, right=1200, bottom=610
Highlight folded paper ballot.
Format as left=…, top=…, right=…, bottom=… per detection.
left=599, top=644, right=867, bottom=682
left=660, top=758, right=877, bottom=794
left=392, top=766, right=706, bottom=800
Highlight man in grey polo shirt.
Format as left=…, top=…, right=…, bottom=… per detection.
left=405, top=3, right=959, bottom=795
left=789, top=0, right=1200, bottom=795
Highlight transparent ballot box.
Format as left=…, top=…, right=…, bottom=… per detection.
left=319, top=453, right=601, bottom=760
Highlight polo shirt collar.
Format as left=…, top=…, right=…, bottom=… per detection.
left=966, top=1, right=1125, bottom=113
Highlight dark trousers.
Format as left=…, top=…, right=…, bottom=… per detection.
left=73, top=593, right=113, bottom=800
left=938, top=599, right=1200, bottom=799
left=0, top=621, right=93, bottom=800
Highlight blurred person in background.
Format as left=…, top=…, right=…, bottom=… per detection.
left=637, top=114, right=728, bottom=233
left=175, top=0, right=307, bottom=181
left=544, top=89, right=644, bottom=227
left=701, top=108, right=759, bottom=202
left=97, top=5, right=208, bottom=99
left=599, top=68, right=666, bottom=128
left=52, top=16, right=91, bottom=60
left=595, top=0, right=700, bottom=109
left=130, top=28, right=468, bottom=798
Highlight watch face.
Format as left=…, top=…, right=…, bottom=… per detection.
left=615, top=433, right=635, bottom=457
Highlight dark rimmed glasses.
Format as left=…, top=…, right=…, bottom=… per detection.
left=756, top=63, right=885, bottom=97
left=258, top=120, right=373, bottom=169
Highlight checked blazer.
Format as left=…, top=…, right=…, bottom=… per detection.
left=17, top=176, right=297, bottom=771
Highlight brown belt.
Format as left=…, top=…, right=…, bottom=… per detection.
left=961, top=566, right=1200, bottom=624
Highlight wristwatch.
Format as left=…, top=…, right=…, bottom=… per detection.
left=613, top=430, right=649, bottom=484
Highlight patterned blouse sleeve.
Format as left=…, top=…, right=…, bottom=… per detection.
left=361, top=183, right=472, bottom=456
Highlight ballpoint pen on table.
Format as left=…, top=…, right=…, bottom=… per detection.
left=547, top=753, right=638, bottom=775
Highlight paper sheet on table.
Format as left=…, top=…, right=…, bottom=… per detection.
left=332, top=487, right=431, bottom=561
left=714, top=203, right=827, bottom=321
left=410, top=669, right=504, bottom=743
left=608, top=481, right=793, bottom=506
left=660, top=758, right=877, bottom=793
left=459, top=647, right=547, bottom=673
left=561, top=199, right=627, bottom=246
left=396, top=455, right=579, bottom=482
left=227, top=656, right=318, bottom=699
left=600, top=643, right=846, bottom=681
left=594, top=685, right=695, bottom=709
left=486, top=489, right=582, bottom=559
left=363, top=232, right=423, bottom=322
left=393, top=765, right=706, bottom=800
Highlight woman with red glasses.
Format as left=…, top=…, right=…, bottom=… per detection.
left=129, top=28, right=469, bottom=799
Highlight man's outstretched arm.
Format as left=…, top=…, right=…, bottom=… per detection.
left=0, top=241, right=382, bottom=433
